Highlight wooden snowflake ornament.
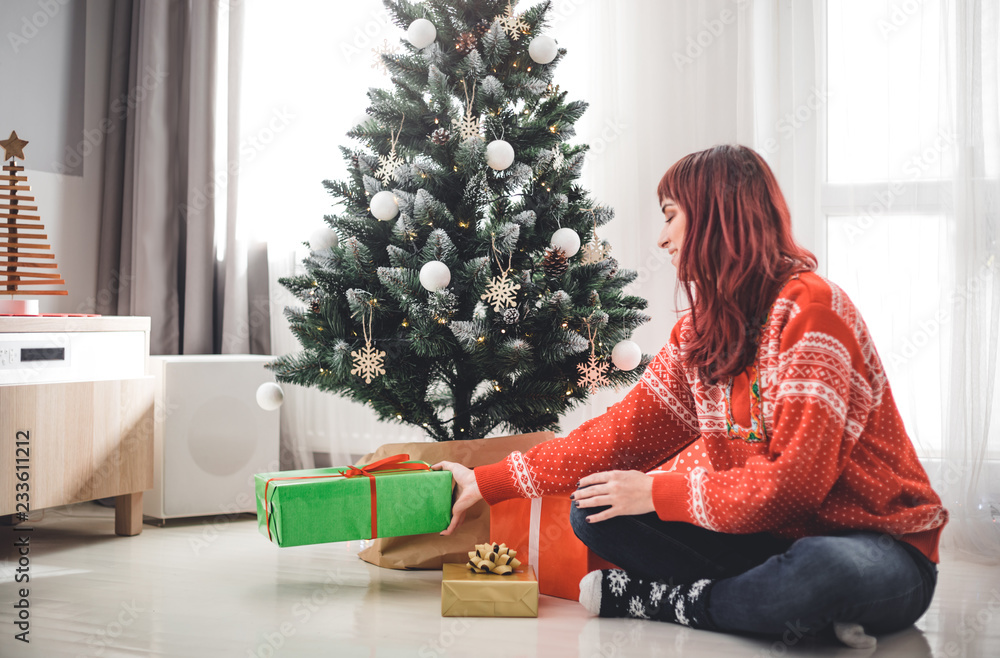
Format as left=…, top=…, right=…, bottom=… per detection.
left=350, top=304, right=386, bottom=384
left=494, top=1, right=530, bottom=40
left=351, top=344, right=386, bottom=384
left=455, top=109, right=482, bottom=142
left=371, top=39, right=398, bottom=75
left=576, top=319, right=611, bottom=394
left=576, top=353, right=611, bottom=394
left=376, top=117, right=406, bottom=183
left=551, top=148, right=565, bottom=171
left=580, top=208, right=611, bottom=265
left=481, top=272, right=521, bottom=311
left=376, top=148, right=404, bottom=183
left=580, top=240, right=609, bottom=265
left=457, top=80, right=483, bottom=143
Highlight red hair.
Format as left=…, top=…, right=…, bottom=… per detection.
left=657, top=145, right=817, bottom=385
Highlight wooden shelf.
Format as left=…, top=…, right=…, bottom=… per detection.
left=0, top=316, right=153, bottom=536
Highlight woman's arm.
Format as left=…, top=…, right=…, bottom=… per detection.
left=474, top=321, right=702, bottom=505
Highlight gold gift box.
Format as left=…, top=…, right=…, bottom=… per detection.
left=441, top=563, right=538, bottom=618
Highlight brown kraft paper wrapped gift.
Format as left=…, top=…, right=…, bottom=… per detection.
left=357, top=432, right=552, bottom=569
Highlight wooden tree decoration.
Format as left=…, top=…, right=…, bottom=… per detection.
left=0, top=131, right=68, bottom=315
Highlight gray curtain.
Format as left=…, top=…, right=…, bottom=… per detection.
left=96, top=0, right=270, bottom=356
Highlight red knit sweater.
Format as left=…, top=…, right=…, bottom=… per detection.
left=476, top=272, right=948, bottom=563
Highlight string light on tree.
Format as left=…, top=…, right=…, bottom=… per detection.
left=406, top=18, right=437, bottom=49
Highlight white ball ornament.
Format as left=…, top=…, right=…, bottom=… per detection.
left=419, top=260, right=451, bottom=291
left=611, top=340, right=643, bottom=371
left=406, top=18, right=437, bottom=49
left=486, top=140, right=515, bottom=171
left=309, top=227, right=338, bottom=252
left=370, top=190, right=399, bottom=221
left=528, top=35, right=559, bottom=64
left=256, top=382, right=285, bottom=411
left=550, top=227, right=581, bottom=258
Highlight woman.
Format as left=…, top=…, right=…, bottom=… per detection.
left=434, top=145, right=946, bottom=649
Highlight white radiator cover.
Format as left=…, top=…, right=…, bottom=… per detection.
left=144, top=355, right=280, bottom=520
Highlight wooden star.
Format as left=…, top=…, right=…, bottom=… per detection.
left=0, top=131, right=28, bottom=160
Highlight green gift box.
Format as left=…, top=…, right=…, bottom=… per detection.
left=255, top=454, right=453, bottom=547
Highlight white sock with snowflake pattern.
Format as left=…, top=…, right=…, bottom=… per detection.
left=579, top=571, right=602, bottom=614
left=580, top=569, right=717, bottom=628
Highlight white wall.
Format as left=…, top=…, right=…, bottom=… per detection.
left=0, top=0, right=86, bottom=175
left=3, top=0, right=112, bottom=314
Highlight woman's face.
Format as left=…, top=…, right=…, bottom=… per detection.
left=657, top=198, right=687, bottom=268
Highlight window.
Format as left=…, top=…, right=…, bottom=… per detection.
left=822, top=0, right=999, bottom=458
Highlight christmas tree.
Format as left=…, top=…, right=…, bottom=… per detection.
left=268, top=0, right=651, bottom=441
left=0, top=131, right=68, bottom=316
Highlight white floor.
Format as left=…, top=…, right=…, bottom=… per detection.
left=0, top=502, right=998, bottom=658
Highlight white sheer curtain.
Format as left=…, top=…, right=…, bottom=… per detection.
left=549, top=0, right=746, bottom=433
left=939, top=0, right=1000, bottom=562
left=738, top=0, right=1000, bottom=562
left=240, top=0, right=430, bottom=467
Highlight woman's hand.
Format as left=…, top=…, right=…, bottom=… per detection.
left=573, top=470, right=655, bottom=522
left=432, top=461, right=483, bottom=535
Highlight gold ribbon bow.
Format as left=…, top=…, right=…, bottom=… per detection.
left=468, top=542, right=522, bottom=575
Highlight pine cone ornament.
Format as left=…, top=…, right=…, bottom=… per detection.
left=606, top=256, right=619, bottom=277
left=310, top=299, right=321, bottom=314
left=350, top=154, right=359, bottom=170
left=455, top=31, right=477, bottom=55
left=588, top=291, right=601, bottom=307
left=542, top=246, right=568, bottom=277
left=429, top=127, right=452, bottom=145
left=501, top=307, right=519, bottom=324
left=473, top=18, right=491, bottom=38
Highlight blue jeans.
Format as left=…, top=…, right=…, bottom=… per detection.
left=570, top=504, right=938, bottom=637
